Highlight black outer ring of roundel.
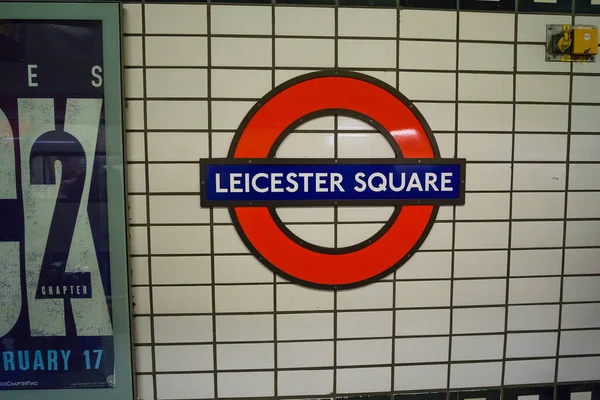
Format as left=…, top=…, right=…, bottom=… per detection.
left=206, top=69, right=462, bottom=290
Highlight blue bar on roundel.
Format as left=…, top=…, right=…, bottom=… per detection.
left=201, top=160, right=466, bottom=206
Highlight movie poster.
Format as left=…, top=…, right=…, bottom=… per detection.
left=0, top=19, right=115, bottom=390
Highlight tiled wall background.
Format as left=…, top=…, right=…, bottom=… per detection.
left=121, top=1, right=600, bottom=399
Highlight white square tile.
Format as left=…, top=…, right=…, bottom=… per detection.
left=420, top=222, right=453, bottom=250
left=518, top=14, right=571, bottom=42
left=278, top=370, right=333, bottom=397
left=213, top=225, right=248, bottom=254
left=514, top=134, right=567, bottom=161
left=458, top=133, right=512, bottom=161
left=455, top=192, right=510, bottom=220
left=565, top=248, right=600, bottom=275
left=516, top=75, right=570, bottom=102
left=286, top=224, right=334, bottom=248
left=458, top=73, right=513, bottom=101
left=126, top=131, right=145, bottom=162
left=217, top=343, right=274, bottom=370
left=459, top=43, right=513, bottom=71
left=214, top=255, right=273, bottom=283
left=397, top=251, right=452, bottom=280
left=558, top=357, right=600, bottom=382
left=122, top=4, right=142, bottom=34
left=395, top=337, right=449, bottom=363
left=148, top=164, right=200, bottom=193
left=453, top=279, right=506, bottom=306
left=512, top=221, right=564, bottom=248
left=337, top=223, right=387, bottom=248
left=507, top=304, right=559, bottom=330
left=395, top=309, right=450, bottom=336
left=218, top=372, right=274, bottom=398
left=517, top=44, right=570, bottom=73
left=152, top=256, right=211, bottom=285
left=510, top=249, right=562, bottom=276
left=568, top=192, right=600, bottom=218
left=399, top=72, right=456, bottom=101
left=145, top=37, right=207, bottom=67
left=561, top=303, right=600, bottom=329
left=465, top=164, right=512, bottom=191
left=215, top=285, right=272, bottom=313
left=153, top=286, right=212, bottom=314
left=570, top=134, right=600, bottom=161
left=147, top=100, right=207, bottom=130
left=513, top=163, right=566, bottom=190
left=460, top=12, right=514, bottom=41
left=569, top=164, right=600, bottom=190
left=455, top=222, right=509, bottom=249
left=573, top=106, right=600, bottom=133
left=277, top=313, right=333, bottom=340
left=150, top=225, right=209, bottom=254
left=154, top=315, right=212, bottom=343
left=412, top=102, right=455, bottom=131
left=124, top=37, right=143, bottom=67
left=399, top=9, right=457, bottom=40
left=509, top=277, right=561, bottom=304
left=512, top=192, right=565, bottom=219
left=212, top=38, right=271, bottom=67
left=211, top=101, right=253, bottom=130
left=275, top=7, right=334, bottom=36
left=132, top=286, right=150, bottom=314
left=337, top=311, right=393, bottom=338
left=571, top=392, right=594, bottom=400
left=566, top=221, right=600, bottom=247
left=146, top=69, right=207, bottom=98
left=211, top=5, right=271, bottom=35
left=337, top=339, right=392, bottom=366
left=458, top=104, right=513, bottom=131
left=124, top=68, right=143, bottom=98
left=339, top=8, right=396, bottom=37
left=515, top=104, right=569, bottom=132
left=395, top=364, right=448, bottom=390
left=399, top=41, right=457, bottom=70
left=277, top=341, right=333, bottom=368
left=156, top=373, right=213, bottom=400
left=125, top=100, right=144, bottom=130
left=506, top=332, right=557, bottom=358
left=128, top=195, right=147, bottom=224
left=337, top=282, right=393, bottom=310
left=277, top=284, right=333, bottom=311
left=129, top=227, right=148, bottom=255
left=137, top=375, right=154, bottom=400
left=277, top=207, right=334, bottom=223
left=212, top=69, right=271, bottom=98
left=560, top=330, right=600, bottom=355
left=450, top=362, right=502, bottom=388
left=134, top=316, right=151, bottom=343
left=453, top=307, right=505, bottom=333
left=155, top=345, right=212, bottom=372
left=338, top=39, right=396, bottom=68
left=454, top=250, right=508, bottom=278
left=276, top=38, right=334, bottom=68
left=504, top=359, right=555, bottom=385
left=452, top=335, right=504, bottom=361
left=396, top=281, right=451, bottom=308
left=337, top=367, right=391, bottom=394
left=148, top=132, right=208, bottom=162
left=127, top=164, right=146, bottom=193
left=573, top=76, right=600, bottom=103
left=563, top=276, right=600, bottom=302
left=145, top=4, right=206, bottom=34
left=216, top=315, right=273, bottom=342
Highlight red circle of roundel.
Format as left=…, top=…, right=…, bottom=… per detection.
left=229, top=71, right=439, bottom=289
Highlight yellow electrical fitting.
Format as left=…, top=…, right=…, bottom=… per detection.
left=557, top=25, right=572, bottom=53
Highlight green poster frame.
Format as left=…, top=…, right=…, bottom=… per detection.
left=0, top=2, right=135, bottom=400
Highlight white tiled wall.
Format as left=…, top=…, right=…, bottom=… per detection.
left=122, top=3, right=600, bottom=399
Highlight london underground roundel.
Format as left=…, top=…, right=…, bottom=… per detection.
left=200, top=70, right=466, bottom=290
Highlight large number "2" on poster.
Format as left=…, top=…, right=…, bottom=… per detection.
left=0, top=98, right=112, bottom=338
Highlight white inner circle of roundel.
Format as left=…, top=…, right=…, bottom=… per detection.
left=273, top=115, right=396, bottom=249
